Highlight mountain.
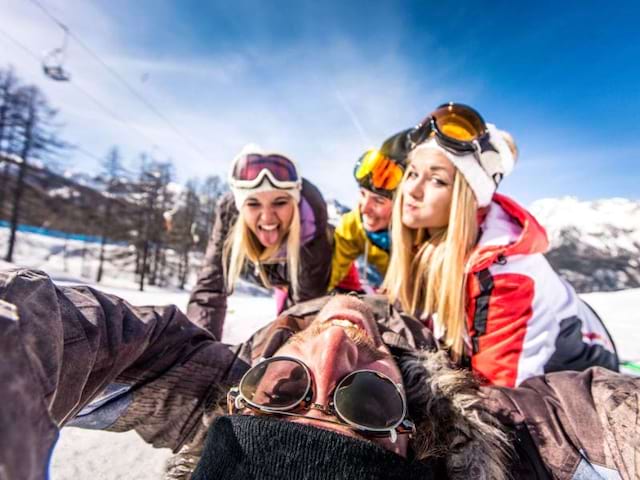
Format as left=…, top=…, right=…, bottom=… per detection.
left=326, top=198, right=351, bottom=226
left=530, top=197, right=640, bottom=293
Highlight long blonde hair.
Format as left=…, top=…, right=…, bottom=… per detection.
left=383, top=159, right=478, bottom=361
left=223, top=200, right=301, bottom=296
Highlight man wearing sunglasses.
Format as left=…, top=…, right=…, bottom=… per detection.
left=329, top=144, right=405, bottom=293
left=1, top=268, right=637, bottom=480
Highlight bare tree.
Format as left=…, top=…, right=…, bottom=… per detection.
left=0, top=67, right=19, bottom=218
left=148, top=161, right=174, bottom=287
left=4, top=85, right=68, bottom=262
left=96, top=146, right=126, bottom=282
left=195, top=175, right=227, bottom=251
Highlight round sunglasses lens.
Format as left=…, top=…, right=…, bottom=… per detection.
left=240, top=359, right=309, bottom=409
left=432, top=104, right=486, bottom=142
left=334, top=372, right=404, bottom=430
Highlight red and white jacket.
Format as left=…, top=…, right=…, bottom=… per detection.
left=464, top=194, right=618, bottom=387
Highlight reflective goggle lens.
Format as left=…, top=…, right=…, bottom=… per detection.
left=431, top=103, right=487, bottom=142
left=240, top=358, right=309, bottom=409
left=354, top=150, right=382, bottom=180
left=334, top=371, right=404, bottom=430
left=370, top=157, right=404, bottom=191
left=232, top=154, right=299, bottom=183
left=355, top=150, right=404, bottom=191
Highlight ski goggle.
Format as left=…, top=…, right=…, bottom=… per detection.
left=407, top=103, right=492, bottom=155
left=227, top=356, right=415, bottom=441
left=353, top=149, right=404, bottom=193
left=230, top=153, right=301, bottom=190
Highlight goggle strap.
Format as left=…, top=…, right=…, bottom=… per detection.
left=231, top=168, right=301, bottom=190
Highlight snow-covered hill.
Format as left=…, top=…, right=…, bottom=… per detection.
left=326, top=198, right=350, bottom=226
left=530, top=197, right=640, bottom=293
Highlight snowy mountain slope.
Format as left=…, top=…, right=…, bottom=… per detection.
left=326, top=197, right=351, bottom=226
left=530, top=197, right=640, bottom=293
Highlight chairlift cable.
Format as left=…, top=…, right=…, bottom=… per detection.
left=28, top=0, right=211, bottom=164
left=0, top=27, right=166, bottom=165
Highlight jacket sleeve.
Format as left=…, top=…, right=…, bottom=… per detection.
left=328, top=209, right=363, bottom=291
left=293, top=180, right=332, bottom=303
left=0, top=268, right=244, bottom=480
left=187, top=193, right=236, bottom=339
left=483, top=367, right=640, bottom=479
left=469, top=259, right=619, bottom=388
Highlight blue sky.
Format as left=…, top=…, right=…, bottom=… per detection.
left=1, top=0, right=639, bottom=206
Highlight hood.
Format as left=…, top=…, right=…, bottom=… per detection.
left=467, top=193, right=549, bottom=273
left=401, top=350, right=512, bottom=480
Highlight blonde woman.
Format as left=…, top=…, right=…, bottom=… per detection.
left=383, top=103, right=618, bottom=387
left=187, top=145, right=331, bottom=339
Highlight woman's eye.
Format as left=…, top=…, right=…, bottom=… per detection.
left=406, top=170, right=418, bottom=179
left=431, top=177, right=447, bottom=187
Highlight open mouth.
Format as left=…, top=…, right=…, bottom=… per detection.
left=322, top=312, right=377, bottom=344
left=258, top=224, right=279, bottom=231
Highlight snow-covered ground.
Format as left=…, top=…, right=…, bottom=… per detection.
left=1, top=227, right=639, bottom=479
left=46, top=277, right=275, bottom=480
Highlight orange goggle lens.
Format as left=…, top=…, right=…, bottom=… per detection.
left=431, top=103, right=486, bottom=142
left=355, top=150, right=404, bottom=191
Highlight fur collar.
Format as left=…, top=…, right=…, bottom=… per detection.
left=399, top=350, right=512, bottom=480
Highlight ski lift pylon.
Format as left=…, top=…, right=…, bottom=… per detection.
left=42, top=26, right=71, bottom=82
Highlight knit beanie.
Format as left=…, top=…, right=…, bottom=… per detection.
left=409, top=124, right=516, bottom=207
left=229, top=144, right=302, bottom=210
left=192, top=415, right=436, bottom=480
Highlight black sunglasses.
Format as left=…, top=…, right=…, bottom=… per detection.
left=227, top=356, right=415, bottom=441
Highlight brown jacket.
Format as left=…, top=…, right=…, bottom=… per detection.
left=0, top=268, right=637, bottom=480
left=187, top=178, right=332, bottom=338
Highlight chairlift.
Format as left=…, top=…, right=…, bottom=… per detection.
left=42, top=27, right=71, bottom=82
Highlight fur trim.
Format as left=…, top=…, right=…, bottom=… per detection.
left=398, top=350, right=512, bottom=480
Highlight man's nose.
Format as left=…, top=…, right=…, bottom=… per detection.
left=306, top=326, right=359, bottom=407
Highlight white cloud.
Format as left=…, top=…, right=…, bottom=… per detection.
left=0, top=1, right=510, bottom=206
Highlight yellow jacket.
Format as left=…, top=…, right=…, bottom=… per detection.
left=329, top=208, right=390, bottom=290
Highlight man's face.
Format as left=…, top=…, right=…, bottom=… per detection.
left=358, top=188, right=393, bottom=232
left=244, top=296, right=409, bottom=456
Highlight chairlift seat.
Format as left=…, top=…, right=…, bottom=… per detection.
left=43, top=65, right=71, bottom=82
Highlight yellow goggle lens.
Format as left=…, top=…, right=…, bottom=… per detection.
left=355, top=150, right=383, bottom=179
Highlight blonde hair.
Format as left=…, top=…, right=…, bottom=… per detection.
left=223, top=200, right=301, bottom=297
left=383, top=157, right=478, bottom=361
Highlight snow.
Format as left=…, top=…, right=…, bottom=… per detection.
left=47, top=266, right=275, bottom=480
left=530, top=196, right=640, bottom=255
left=0, top=225, right=638, bottom=479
